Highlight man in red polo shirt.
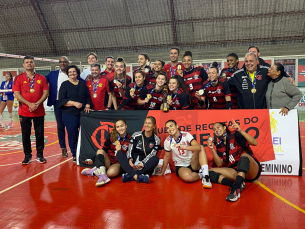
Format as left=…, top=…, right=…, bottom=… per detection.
left=87, top=63, right=112, bottom=110
left=13, top=55, right=49, bottom=165
left=100, top=56, right=115, bottom=81
left=163, top=47, right=185, bottom=80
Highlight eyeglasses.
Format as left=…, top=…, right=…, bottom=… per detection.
left=59, top=61, right=68, bottom=64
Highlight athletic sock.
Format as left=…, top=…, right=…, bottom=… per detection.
left=201, top=164, right=209, bottom=176
left=0, top=115, right=5, bottom=126
left=9, top=113, right=13, bottom=123
left=198, top=173, right=203, bottom=179
left=234, top=175, right=244, bottom=189
left=221, top=178, right=234, bottom=187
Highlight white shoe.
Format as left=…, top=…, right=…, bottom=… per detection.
left=202, top=176, right=212, bottom=189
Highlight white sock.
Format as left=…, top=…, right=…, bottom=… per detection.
left=0, top=115, right=5, bottom=126
left=95, top=166, right=106, bottom=175
left=198, top=173, right=203, bottom=179
left=201, top=164, right=209, bottom=176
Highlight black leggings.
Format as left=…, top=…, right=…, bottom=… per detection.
left=116, top=151, right=159, bottom=177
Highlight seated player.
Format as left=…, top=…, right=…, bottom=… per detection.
left=117, top=116, right=160, bottom=183
left=81, top=118, right=131, bottom=187
left=156, top=120, right=212, bottom=188
left=137, top=72, right=167, bottom=110
left=207, top=120, right=261, bottom=202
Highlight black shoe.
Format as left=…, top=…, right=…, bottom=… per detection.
left=62, top=148, right=68, bottom=157
left=36, top=157, right=47, bottom=164
left=22, top=156, right=32, bottom=165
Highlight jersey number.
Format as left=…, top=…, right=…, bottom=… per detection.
left=189, top=83, right=193, bottom=90
left=178, top=148, right=185, bottom=155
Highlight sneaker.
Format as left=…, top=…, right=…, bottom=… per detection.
left=62, top=148, right=68, bottom=157
left=8, top=122, right=13, bottom=128
left=73, top=157, right=76, bottom=163
left=81, top=167, right=97, bottom=176
left=22, top=156, right=32, bottom=165
left=137, top=174, right=150, bottom=183
left=36, top=157, right=47, bottom=164
left=3, top=125, right=9, bottom=131
left=202, top=175, right=212, bottom=189
left=240, top=182, right=246, bottom=192
left=122, top=173, right=133, bottom=183
left=96, top=174, right=111, bottom=187
left=226, top=187, right=240, bottom=202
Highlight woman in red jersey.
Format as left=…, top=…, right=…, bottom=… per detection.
left=166, top=75, right=190, bottom=110
left=207, top=120, right=261, bottom=202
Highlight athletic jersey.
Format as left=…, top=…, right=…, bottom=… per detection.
left=164, top=131, right=195, bottom=167
left=216, top=130, right=257, bottom=168
left=127, top=131, right=160, bottom=164
left=118, top=82, right=144, bottom=110
left=182, top=66, right=208, bottom=109
left=102, top=133, right=131, bottom=164
left=139, top=84, right=165, bottom=110
left=1, top=81, right=14, bottom=101
left=202, top=79, right=231, bottom=109
left=163, top=62, right=185, bottom=80
left=109, top=75, right=132, bottom=106
left=133, top=67, right=156, bottom=86
left=86, top=77, right=111, bottom=110
left=100, top=69, right=115, bottom=81
left=221, top=67, right=239, bottom=109
left=12, top=72, right=49, bottom=117
left=168, top=88, right=189, bottom=110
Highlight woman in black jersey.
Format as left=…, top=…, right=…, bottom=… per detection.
left=117, top=116, right=160, bottom=183
left=119, top=70, right=146, bottom=110
left=166, top=75, right=190, bottom=110
left=81, top=118, right=131, bottom=187
left=207, top=120, right=261, bottom=202
left=153, top=59, right=165, bottom=77
left=138, top=72, right=167, bottom=110
left=133, top=53, right=155, bottom=85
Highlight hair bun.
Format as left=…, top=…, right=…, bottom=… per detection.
left=212, top=62, right=218, bottom=68
left=183, top=51, right=192, bottom=58
left=117, top=57, right=124, bottom=62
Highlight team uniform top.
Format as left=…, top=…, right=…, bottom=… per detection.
left=164, top=131, right=195, bottom=167
left=109, top=75, right=132, bottom=106
left=182, top=66, right=208, bottom=109
left=133, top=67, right=156, bottom=86
left=12, top=72, right=49, bottom=117
left=202, top=78, right=231, bottom=109
left=163, top=62, right=185, bottom=80
left=220, top=67, right=239, bottom=109
left=168, top=88, right=189, bottom=110
left=118, top=82, right=145, bottom=110
left=139, top=84, right=165, bottom=110
left=86, top=77, right=111, bottom=110
left=102, top=133, right=131, bottom=164
left=216, top=130, right=258, bottom=169
left=127, top=131, right=160, bottom=165
left=100, top=69, right=115, bottom=81
left=1, top=81, right=14, bottom=101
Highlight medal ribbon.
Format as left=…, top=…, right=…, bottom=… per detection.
left=202, top=79, right=217, bottom=91
left=26, top=72, right=36, bottom=90
left=92, top=78, right=100, bottom=94
left=150, top=85, right=156, bottom=95
left=170, top=65, right=178, bottom=77
left=134, top=83, right=143, bottom=92
left=226, top=67, right=238, bottom=73
left=118, top=134, right=127, bottom=142
left=247, top=71, right=257, bottom=90
left=214, top=132, right=227, bottom=146
left=116, top=77, right=124, bottom=83
left=170, top=133, right=182, bottom=145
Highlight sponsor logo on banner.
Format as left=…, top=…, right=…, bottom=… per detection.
left=298, top=90, right=305, bottom=107
left=270, top=112, right=283, bottom=154
left=91, top=122, right=114, bottom=148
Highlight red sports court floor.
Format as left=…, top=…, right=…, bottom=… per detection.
left=0, top=119, right=305, bottom=229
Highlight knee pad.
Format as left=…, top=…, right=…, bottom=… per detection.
left=237, top=156, right=250, bottom=175
left=209, top=171, right=221, bottom=183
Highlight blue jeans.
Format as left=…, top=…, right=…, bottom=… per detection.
left=54, top=100, right=66, bottom=148
left=62, top=114, right=80, bottom=157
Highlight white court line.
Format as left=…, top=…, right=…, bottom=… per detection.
left=0, top=153, right=64, bottom=167
left=0, top=158, right=72, bottom=195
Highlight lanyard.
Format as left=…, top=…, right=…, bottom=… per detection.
left=116, top=77, right=124, bottom=83
left=247, top=71, right=257, bottom=89
left=150, top=85, right=156, bottom=95
left=118, top=134, right=127, bottom=142
left=141, top=134, right=151, bottom=156
left=185, top=66, right=194, bottom=73
left=26, top=72, right=36, bottom=89
left=170, top=65, right=178, bottom=77
left=134, top=83, right=143, bottom=91
left=214, top=133, right=227, bottom=146
left=170, top=133, right=182, bottom=145
left=226, top=67, right=238, bottom=73
left=170, top=89, right=178, bottom=99
left=203, top=79, right=217, bottom=90
left=92, top=78, right=99, bottom=94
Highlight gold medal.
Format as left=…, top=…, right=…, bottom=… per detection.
left=163, top=85, right=168, bottom=91
left=93, top=93, right=97, bottom=98
left=147, top=94, right=152, bottom=99
left=199, top=89, right=204, bottom=95
left=145, top=68, right=149, bottom=73
left=130, top=88, right=135, bottom=92
left=177, top=65, right=181, bottom=70
left=30, top=89, right=35, bottom=93
left=113, top=80, right=117, bottom=84
left=208, top=136, right=213, bottom=141
left=115, top=140, right=120, bottom=146
left=251, top=88, right=256, bottom=94
left=167, top=95, right=172, bottom=100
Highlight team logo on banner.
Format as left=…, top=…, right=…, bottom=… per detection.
left=91, top=122, right=114, bottom=148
